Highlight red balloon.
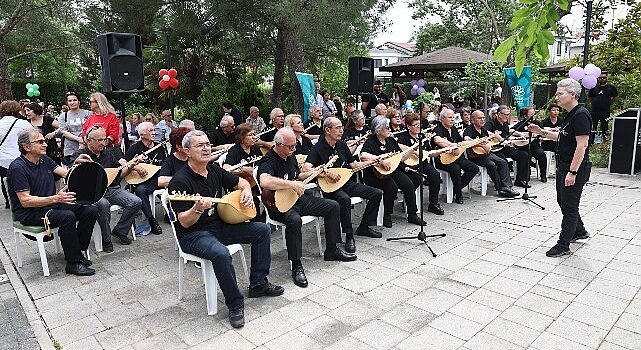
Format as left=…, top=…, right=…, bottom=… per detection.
left=168, top=68, right=178, bottom=78
left=169, top=78, right=179, bottom=89
left=159, top=79, right=170, bottom=90
left=159, top=69, right=168, bottom=77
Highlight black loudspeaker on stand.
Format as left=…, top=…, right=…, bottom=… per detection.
left=386, top=103, right=446, bottom=257
left=347, top=57, right=374, bottom=95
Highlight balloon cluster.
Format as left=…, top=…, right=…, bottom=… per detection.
left=568, top=63, right=602, bottom=89
left=158, top=68, right=179, bottom=90
left=25, top=83, right=40, bottom=97
left=410, top=78, right=426, bottom=96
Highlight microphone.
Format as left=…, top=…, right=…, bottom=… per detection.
left=404, top=166, right=428, bottom=179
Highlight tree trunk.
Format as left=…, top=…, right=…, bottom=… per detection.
left=283, top=27, right=306, bottom=115
left=0, top=39, right=13, bottom=100
left=271, top=28, right=286, bottom=107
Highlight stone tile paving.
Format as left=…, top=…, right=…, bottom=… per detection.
left=1, top=168, right=640, bottom=349
left=0, top=264, right=40, bottom=350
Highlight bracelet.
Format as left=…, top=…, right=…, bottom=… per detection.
left=193, top=208, right=204, bottom=214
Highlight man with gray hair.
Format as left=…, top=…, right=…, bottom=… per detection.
left=209, top=115, right=235, bottom=148
left=246, top=106, right=266, bottom=133
left=255, top=108, right=284, bottom=152
left=374, top=103, right=387, bottom=118
left=258, top=127, right=356, bottom=288
left=486, top=105, right=530, bottom=188
left=178, top=119, right=195, bottom=130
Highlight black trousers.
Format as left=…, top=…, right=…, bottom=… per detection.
left=268, top=194, right=340, bottom=261
left=363, top=170, right=421, bottom=216
left=556, top=160, right=591, bottom=249
left=471, top=153, right=512, bottom=191
left=593, top=113, right=609, bottom=136
left=496, top=146, right=529, bottom=182
left=541, top=140, right=556, bottom=152
left=435, top=158, right=479, bottom=197
left=518, top=142, right=548, bottom=178
left=19, top=204, right=98, bottom=263
left=323, top=181, right=382, bottom=233
left=415, top=161, right=441, bottom=205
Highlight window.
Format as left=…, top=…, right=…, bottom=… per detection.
left=556, top=41, right=562, bottom=56
left=384, top=59, right=389, bottom=66
left=373, top=59, right=383, bottom=68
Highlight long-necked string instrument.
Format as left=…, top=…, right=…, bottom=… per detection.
left=439, top=132, right=499, bottom=165
left=256, top=127, right=277, bottom=155
left=345, top=131, right=371, bottom=147
left=168, top=190, right=256, bottom=224
left=301, top=122, right=320, bottom=135
left=261, top=155, right=338, bottom=212
left=226, top=155, right=263, bottom=187
left=373, top=135, right=435, bottom=179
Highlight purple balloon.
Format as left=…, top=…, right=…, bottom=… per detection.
left=417, top=87, right=426, bottom=94
left=568, top=66, right=585, bottom=81
left=410, top=88, right=418, bottom=96
left=412, top=84, right=419, bottom=90
left=584, top=63, right=599, bottom=77
left=417, top=79, right=426, bottom=87
left=410, top=80, right=418, bottom=86
left=582, top=74, right=597, bottom=89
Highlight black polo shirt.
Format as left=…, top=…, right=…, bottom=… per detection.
left=307, top=135, right=355, bottom=169
left=209, top=128, right=236, bottom=147
left=224, top=144, right=262, bottom=166
left=390, top=125, right=406, bottom=134
left=168, top=163, right=240, bottom=239
left=342, top=127, right=368, bottom=141
left=260, top=128, right=277, bottom=143
left=361, top=135, right=401, bottom=177
left=557, top=105, right=592, bottom=164
left=124, top=140, right=167, bottom=166
left=295, top=137, right=313, bottom=155
left=257, top=149, right=299, bottom=183
left=158, top=154, right=187, bottom=178
left=396, top=132, right=433, bottom=151
left=432, top=123, right=463, bottom=148
left=463, top=126, right=490, bottom=158
left=485, top=118, right=509, bottom=138
left=7, top=155, right=58, bottom=221
left=541, top=116, right=563, bottom=129
left=304, top=121, right=322, bottom=136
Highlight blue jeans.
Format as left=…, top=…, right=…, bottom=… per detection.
left=178, top=222, right=271, bottom=311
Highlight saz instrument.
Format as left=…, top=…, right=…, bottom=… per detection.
left=345, top=131, right=371, bottom=147
left=302, top=122, right=320, bottom=135
left=226, top=155, right=262, bottom=187
left=262, top=155, right=338, bottom=212
left=404, top=146, right=457, bottom=167
left=105, top=141, right=168, bottom=185
left=439, top=135, right=495, bottom=165
left=255, top=127, right=276, bottom=155
left=373, top=136, right=432, bottom=178
left=469, top=131, right=502, bottom=159
left=168, top=190, right=256, bottom=224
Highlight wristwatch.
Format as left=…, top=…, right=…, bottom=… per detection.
left=568, top=170, right=578, bottom=175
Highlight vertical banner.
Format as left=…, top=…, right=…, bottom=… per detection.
left=503, top=66, right=532, bottom=113
left=295, top=72, right=316, bottom=123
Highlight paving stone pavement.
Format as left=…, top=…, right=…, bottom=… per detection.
left=1, top=167, right=640, bottom=349
left=0, top=264, right=40, bottom=350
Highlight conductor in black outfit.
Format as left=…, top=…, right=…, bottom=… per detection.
left=528, top=78, right=592, bottom=257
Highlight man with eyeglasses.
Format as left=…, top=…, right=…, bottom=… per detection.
left=258, top=127, right=356, bottom=288
left=486, top=105, right=531, bottom=188
left=209, top=115, right=236, bottom=149
left=255, top=108, right=284, bottom=151
left=73, top=127, right=143, bottom=252
left=58, top=92, right=90, bottom=166
left=7, top=128, right=99, bottom=276
left=169, top=130, right=283, bottom=328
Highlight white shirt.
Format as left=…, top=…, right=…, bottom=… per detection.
left=0, top=116, right=33, bottom=169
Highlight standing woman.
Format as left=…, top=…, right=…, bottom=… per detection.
left=59, top=92, right=90, bottom=166
left=528, top=78, right=592, bottom=257
left=24, top=102, right=63, bottom=165
left=82, top=92, right=121, bottom=147
left=0, top=101, right=33, bottom=208
left=391, top=83, right=406, bottom=112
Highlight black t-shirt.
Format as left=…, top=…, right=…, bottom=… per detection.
left=209, top=128, right=236, bottom=147
left=304, top=121, right=322, bottom=136
left=342, top=127, right=368, bottom=141
left=257, top=149, right=299, bottom=183
left=557, top=105, right=592, bottom=164
left=158, top=154, right=187, bottom=178
left=168, top=163, right=240, bottom=239
left=307, top=136, right=355, bottom=169
left=361, top=93, right=377, bottom=118
left=541, top=116, right=563, bottom=129
left=462, top=126, right=489, bottom=158
left=224, top=144, right=262, bottom=166
left=375, top=92, right=390, bottom=105
left=124, top=140, right=167, bottom=166
left=485, top=118, right=509, bottom=139
left=589, top=84, right=618, bottom=115
left=432, top=123, right=463, bottom=148
left=230, top=107, right=244, bottom=127
left=390, top=124, right=407, bottom=134
left=295, top=137, right=313, bottom=155
left=7, top=155, right=58, bottom=221
left=361, top=135, right=401, bottom=177
left=396, top=132, right=433, bottom=151
left=260, top=128, right=277, bottom=143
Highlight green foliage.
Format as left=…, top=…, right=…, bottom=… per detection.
left=589, top=139, right=611, bottom=168
left=186, top=76, right=229, bottom=132
left=412, top=92, right=436, bottom=109
left=237, top=74, right=269, bottom=121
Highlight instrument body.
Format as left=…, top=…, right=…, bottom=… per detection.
left=439, top=135, right=492, bottom=165
left=255, top=127, right=276, bottom=155
left=168, top=190, right=256, bottom=224
left=66, top=162, right=108, bottom=205
left=124, top=163, right=161, bottom=184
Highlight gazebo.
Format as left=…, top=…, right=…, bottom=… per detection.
left=540, top=62, right=569, bottom=101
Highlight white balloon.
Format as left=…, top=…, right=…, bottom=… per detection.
left=584, top=63, right=599, bottom=77
left=163, top=75, right=170, bottom=81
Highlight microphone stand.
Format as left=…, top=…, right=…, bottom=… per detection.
left=386, top=109, right=445, bottom=258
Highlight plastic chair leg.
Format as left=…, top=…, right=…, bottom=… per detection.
left=237, top=249, right=249, bottom=283
left=376, top=201, right=384, bottom=226
left=315, top=219, right=323, bottom=257
left=178, top=258, right=184, bottom=300
left=36, top=237, right=50, bottom=277
left=201, top=260, right=219, bottom=315
left=281, top=225, right=287, bottom=251
left=14, top=232, right=22, bottom=268
left=93, top=229, right=103, bottom=252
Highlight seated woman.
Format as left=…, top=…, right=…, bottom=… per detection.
left=284, top=114, right=313, bottom=155
left=386, top=107, right=406, bottom=134
left=342, top=110, right=368, bottom=141
left=304, top=105, right=323, bottom=141
left=359, top=116, right=425, bottom=228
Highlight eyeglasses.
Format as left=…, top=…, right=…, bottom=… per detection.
left=28, top=139, right=47, bottom=145
left=190, top=142, right=211, bottom=150
left=329, top=125, right=344, bottom=130
left=499, top=112, right=510, bottom=116
left=277, top=143, right=296, bottom=151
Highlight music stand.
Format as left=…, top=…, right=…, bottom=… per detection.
left=386, top=104, right=445, bottom=257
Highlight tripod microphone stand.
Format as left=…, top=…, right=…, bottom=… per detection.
left=387, top=105, right=445, bottom=257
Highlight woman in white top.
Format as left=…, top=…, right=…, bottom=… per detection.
left=320, top=90, right=337, bottom=118
left=0, top=100, right=34, bottom=208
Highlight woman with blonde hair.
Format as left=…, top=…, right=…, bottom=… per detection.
left=284, top=114, right=313, bottom=155
left=81, top=92, right=121, bottom=146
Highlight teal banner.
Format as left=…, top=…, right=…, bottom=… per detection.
left=503, top=66, right=532, bottom=113
left=295, top=72, right=316, bottom=123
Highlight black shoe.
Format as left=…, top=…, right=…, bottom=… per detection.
left=80, top=253, right=93, bottom=266
left=324, top=247, right=357, bottom=262
left=427, top=203, right=444, bottom=215
left=248, top=281, right=284, bottom=298
left=111, top=230, right=132, bottom=245
left=65, top=262, right=95, bottom=276
left=383, top=215, right=392, bottom=228
left=514, top=180, right=531, bottom=188
left=292, top=265, right=308, bottom=288
left=546, top=245, right=571, bottom=257
left=540, top=175, right=547, bottom=183
left=454, top=195, right=464, bottom=204
left=344, top=235, right=356, bottom=253
left=570, top=232, right=590, bottom=242
left=407, top=214, right=426, bottom=226
left=355, top=227, right=382, bottom=238
left=498, top=189, right=519, bottom=198
left=149, top=217, right=163, bottom=235
left=229, top=307, right=245, bottom=328
left=102, top=240, right=114, bottom=253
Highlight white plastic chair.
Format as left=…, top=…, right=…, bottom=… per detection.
left=150, top=188, right=167, bottom=218
left=161, top=191, right=248, bottom=315
left=544, top=151, right=554, bottom=176
left=473, top=166, right=489, bottom=196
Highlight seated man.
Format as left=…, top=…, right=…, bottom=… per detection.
left=254, top=108, right=284, bottom=152
left=124, top=122, right=167, bottom=235
left=486, top=105, right=530, bottom=188
left=303, top=117, right=383, bottom=253
left=7, top=128, right=98, bottom=276
left=258, top=128, right=356, bottom=288
left=463, top=111, right=520, bottom=198
left=209, top=115, right=236, bottom=150
left=74, top=127, right=142, bottom=253
left=169, top=130, right=283, bottom=328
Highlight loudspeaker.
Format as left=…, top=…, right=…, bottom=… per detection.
left=608, top=109, right=641, bottom=175
left=97, top=33, right=144, bottom=93
left=348, top=57, right=374, bottom=95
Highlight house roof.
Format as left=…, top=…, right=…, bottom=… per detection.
left=380, top=46, right=494, bottom=74
left=540, top=61, right=569, bottom=74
